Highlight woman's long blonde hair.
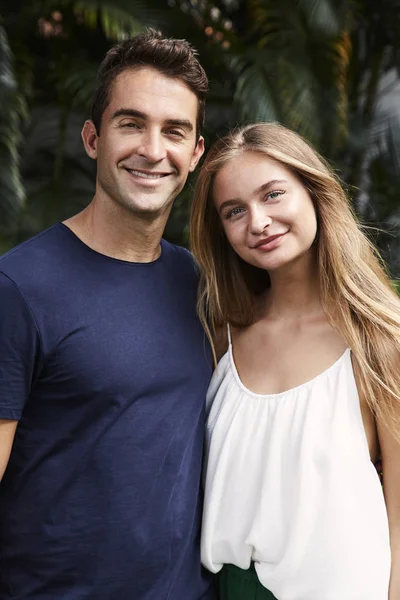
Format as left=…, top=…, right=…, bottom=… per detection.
left=190, top=122, right=400, bottom=441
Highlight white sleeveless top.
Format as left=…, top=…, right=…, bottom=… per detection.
left=201, top=329, right=391, bottom=600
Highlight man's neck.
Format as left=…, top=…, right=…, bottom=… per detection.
left=64, top=197, right=170, bottom=263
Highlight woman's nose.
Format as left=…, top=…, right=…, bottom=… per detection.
left=248, top=208, right=272, bottom=235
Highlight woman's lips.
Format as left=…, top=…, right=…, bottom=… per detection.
left=252, top=232, right=287, bottom=251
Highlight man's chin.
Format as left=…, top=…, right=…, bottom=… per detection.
left=119, top=195, right=175, bottom=219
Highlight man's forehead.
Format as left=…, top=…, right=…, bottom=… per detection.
left=108, top=67, right=198, bottom=119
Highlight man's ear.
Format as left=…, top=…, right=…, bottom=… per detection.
left=81, top=120, right=99, bottom=160
left=189, top=136, right=205, bottom=172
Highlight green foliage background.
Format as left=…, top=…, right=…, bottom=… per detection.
left=1, top=0, right=400, bottom=276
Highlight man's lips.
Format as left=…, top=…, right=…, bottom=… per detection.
left=124, top=168, right=173, bottom=180
left=252, top=233, right=287, bottom=249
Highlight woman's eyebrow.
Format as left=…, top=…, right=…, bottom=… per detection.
left=218, top=179, right=288, bottom=214
left=255, top=179, right=288, bottom=194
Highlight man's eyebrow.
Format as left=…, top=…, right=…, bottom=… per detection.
left=218, top=179, right=288, bottom=214
left=164, top=119, right=193, bottom=132
left=111, top=109, right=194, bottom=132
left=111, top=108, right=146, bottom=120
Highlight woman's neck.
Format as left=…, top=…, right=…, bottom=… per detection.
left=263, top=252, right=323, bottom=321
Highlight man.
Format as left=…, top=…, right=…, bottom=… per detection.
left=0, top=29, right=215, bottom=600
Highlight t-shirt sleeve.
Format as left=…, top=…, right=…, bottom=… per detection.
left=177, top=246, right=200, bottom=282
left=0, top=271, right=41, bottom=420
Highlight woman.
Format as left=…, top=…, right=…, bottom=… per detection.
left=190, top=123, right=400, bottom=600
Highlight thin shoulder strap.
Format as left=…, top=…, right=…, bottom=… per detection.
left=227, top=322, right=232, bottom=346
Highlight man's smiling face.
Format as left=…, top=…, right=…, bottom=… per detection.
left=84, top=67, right=204, bottom=218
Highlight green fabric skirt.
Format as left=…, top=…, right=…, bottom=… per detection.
left=217, top=563, right=278, bottom=600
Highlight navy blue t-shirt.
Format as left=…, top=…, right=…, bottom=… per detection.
left=0, top=223, right=215, bottom=600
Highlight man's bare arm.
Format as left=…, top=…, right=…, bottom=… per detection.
left=0, top=419, right=18, bottom=480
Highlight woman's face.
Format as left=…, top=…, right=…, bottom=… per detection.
left=212, top=151, right=318, bottom=273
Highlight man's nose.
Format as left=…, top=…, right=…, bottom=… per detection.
left=137, top=131, right=167, bottom=163
left=248, top=207, right=272, bottom=235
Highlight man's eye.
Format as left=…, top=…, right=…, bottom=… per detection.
left=167, top=129, right=184, bottom=137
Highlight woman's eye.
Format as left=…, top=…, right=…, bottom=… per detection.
left=226, top=207, right=244, bottom=219
left=266, top=190, right=284, bottom=200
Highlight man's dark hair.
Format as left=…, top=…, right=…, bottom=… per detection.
left=91, top=28, right=208, bottom=139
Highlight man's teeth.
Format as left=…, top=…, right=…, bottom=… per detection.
left=128, top=169, right=165, bottom=179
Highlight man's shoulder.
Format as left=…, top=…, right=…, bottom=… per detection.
left=161, top=239, right=198, bottom=274
left=0, top=223, right=69, bottom=283
left=0, top=224, right=62, bottom=263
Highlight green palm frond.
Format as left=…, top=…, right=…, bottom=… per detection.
left=0, top=25, right=25, bottom=227
left=297, top=0, right=343, bottom=36
left=228, top=54, right=279, bottom=123
left=308, top=29, right=351, bottom=154
left=60, top=63, right=98, bottom=111
left=7, top=104, right=96, bottom=245
left=55, top=0, right=173, bottom=40
left=243, top=0, right=352, bottom=153
left=73, top=1, right=143, bottom=40
left=270, top=55, right=321, bottom=143
left=223, top=20, right=321, bottom=141
left=370, top=113, right=400, bottom=179
left=386, top=116, right=400, bottom=172
left=246, top=1, right=285, bottom=47
left=250, top=0, right=345, bottom=38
